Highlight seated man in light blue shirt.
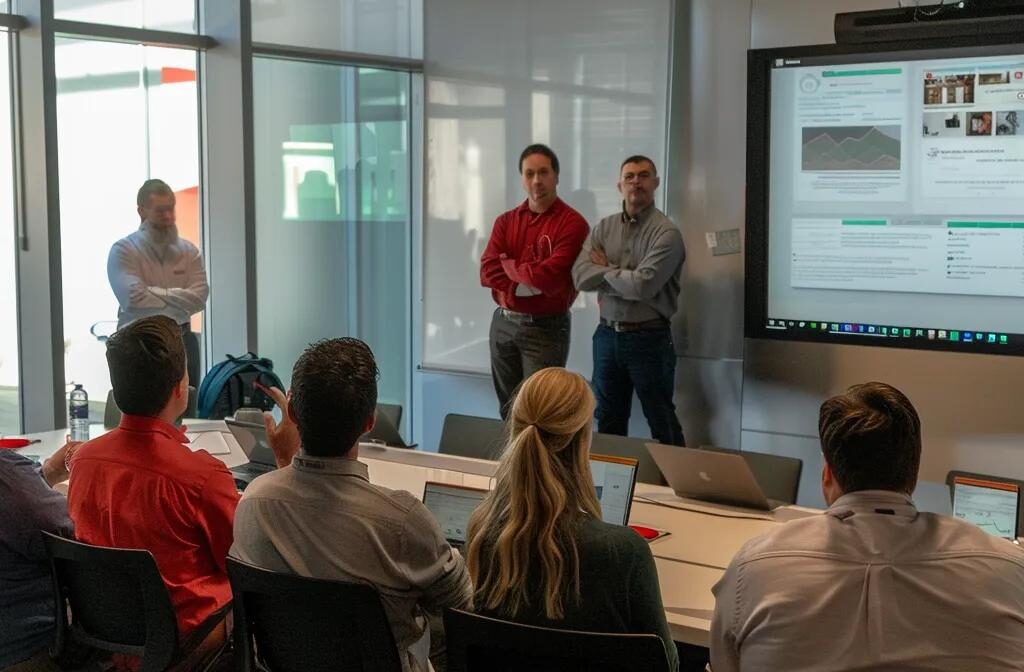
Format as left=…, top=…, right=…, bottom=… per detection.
left=711, top=382, right=1024, bottom=672
left=230, top=338, right=472, bottom=672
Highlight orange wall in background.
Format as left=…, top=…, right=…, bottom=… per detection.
left=174, top=186, right=203, bottom=333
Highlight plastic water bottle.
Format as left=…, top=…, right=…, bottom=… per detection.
left=69, top=384, right=89, bottom=442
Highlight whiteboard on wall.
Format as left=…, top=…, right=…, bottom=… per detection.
left=422, top=0, right=673, bottom=375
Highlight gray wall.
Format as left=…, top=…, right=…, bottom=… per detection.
left=695, top=0, right=1024, bottom=507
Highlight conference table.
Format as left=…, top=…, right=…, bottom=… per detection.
left=17, top=421, right=822, bottom=649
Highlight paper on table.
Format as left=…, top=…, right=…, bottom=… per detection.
left=186, top=430, right=233, bottom=456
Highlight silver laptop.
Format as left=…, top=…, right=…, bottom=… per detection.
left=225, top=418, right=278, bottom=490
left=645, top=443, right=782, bottom=511
left=589, top=453, right=639, bottom=525
left=422, top=482, right=489, bottom=551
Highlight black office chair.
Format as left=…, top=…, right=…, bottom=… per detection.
left=702, top=445, right=803, bottom=504
left=363, top=403, right=415, bottom=448
left=227, top=557, right=401, bottom=672
left=41, top=532, right=228, bottom=672
left=590, top=432, right=667, bottom=486
left=438, top=413, right=507, bottom=460
left=104, top=387, right=198, bottom=429
left=444, top=608, right=671, bottom=672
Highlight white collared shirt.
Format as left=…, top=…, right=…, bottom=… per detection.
left=711, top=490, right=1024, bottom=672
left=107, top=223, right=209, bottom=328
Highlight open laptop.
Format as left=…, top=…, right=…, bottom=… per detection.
left=951, top=474, right=1020, bottom=541
left=225, top=418, right=278, bottom=491
left=422, top=482, right=489, bottom=551
left=590, top=453, right=639, bottom=526
left=645, top=443, right=783, bottom=511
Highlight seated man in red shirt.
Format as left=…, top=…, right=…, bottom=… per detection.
left=67, top=315, right=239, bottom=661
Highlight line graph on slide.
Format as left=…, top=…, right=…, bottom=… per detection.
left=953, top=482, right=1019, bottom=539
left=801, top=125, right=901, bottom=171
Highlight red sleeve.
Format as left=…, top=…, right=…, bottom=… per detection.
left=506, top=212, right=589, bottom=295
left=479, top=214, right=514, bottom=293
left=198, top=466, right=239, bottom=573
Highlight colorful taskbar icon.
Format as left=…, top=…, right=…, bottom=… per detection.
left=766, top=319, right=1009, bottom=345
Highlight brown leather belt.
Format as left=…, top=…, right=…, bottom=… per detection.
left=600, top=317, right=669, bottom=332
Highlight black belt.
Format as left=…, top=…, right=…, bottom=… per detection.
left=498, top=308, right=567, bottom=324
left=600, top=317, right=669, bottom=332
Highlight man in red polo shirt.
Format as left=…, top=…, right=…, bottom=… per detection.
left=480, top=144, right=589, bottom=417
left=67, top=316, right=239, bottom=660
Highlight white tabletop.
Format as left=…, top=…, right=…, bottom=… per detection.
left=15, top=422, right=818, bottom=647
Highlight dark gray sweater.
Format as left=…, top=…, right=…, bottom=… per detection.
left=477, top=515, right=679, bottom=671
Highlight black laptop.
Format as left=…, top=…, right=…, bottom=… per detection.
left=421, top=482, right=489, bottom=551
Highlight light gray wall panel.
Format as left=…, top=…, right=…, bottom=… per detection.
left=678, top=356, right=743, bottom=450
left=670, top=0, right=750, bottom=362
left=750, top=0, right=893, bottom=49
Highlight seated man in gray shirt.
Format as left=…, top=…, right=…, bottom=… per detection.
left=230, top=338, right=472, bottom=672
left=711, top=382, right=1024, bottom=672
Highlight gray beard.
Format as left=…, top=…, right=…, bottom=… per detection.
left=141, top=221, right=179, bottom=249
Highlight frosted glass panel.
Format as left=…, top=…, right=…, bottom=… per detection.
left=54, top=0, right=197, bottom=32
left=252, top=0, right=422, bottom=60
left=56, top=39, right=200, bottom=412
left=423, top=0, right=673, bottom=373
left=254, top=58, right=411, bottom=410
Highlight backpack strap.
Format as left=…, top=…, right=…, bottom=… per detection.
left=198, top=356, right=246, bottom=418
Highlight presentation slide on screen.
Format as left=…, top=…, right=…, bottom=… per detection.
left=953, top=481, right=1019, bottom=539
left=590, top=458, right=634, bottom=526
left=768, top=50, right=1024, bottom=334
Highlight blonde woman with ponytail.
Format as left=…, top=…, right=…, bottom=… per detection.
left=465, top=368, right=679, bottom=671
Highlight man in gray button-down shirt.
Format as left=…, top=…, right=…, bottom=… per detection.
left=573, top=156, right=686, bottom=446
left=231, top=338, right=472, bottom=672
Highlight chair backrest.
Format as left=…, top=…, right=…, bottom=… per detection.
left=438, top=414, right=507, bottom=460
left=702, top=445, right=803, bottom=504
left=227, top=557, right=402, bottom=672
left=104, top=387, right=197, bottom=429
left=41, top=532, right=178, bottom=670
left=444, top=608, right=670, bottom=672
left=363, top=403, right=413, bottom=448
left=590, top=432, right=667, bottom=486
left=377, top=403, right=402, bottom=428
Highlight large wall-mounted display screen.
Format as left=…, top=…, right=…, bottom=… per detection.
left=747, top=40, right=1024, bottom=355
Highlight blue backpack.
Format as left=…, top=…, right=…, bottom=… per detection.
left=197, top=352, right=284, bottom=420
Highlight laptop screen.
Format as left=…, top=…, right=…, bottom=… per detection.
left=589, top=454, right=639, bottom=526
left=952, top=476, right=1020, bottom=540
left=422, top=482, right=488, bottom=545
left=225, top=419, right=277, bottom=467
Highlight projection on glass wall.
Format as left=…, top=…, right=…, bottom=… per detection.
left=282, top=123, right=408, bottom=221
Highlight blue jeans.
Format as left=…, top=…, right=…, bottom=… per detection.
left=592, top=324, right=684, bottom=446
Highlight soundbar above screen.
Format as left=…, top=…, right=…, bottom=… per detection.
left=746, top=39, right=1024, bottom=356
